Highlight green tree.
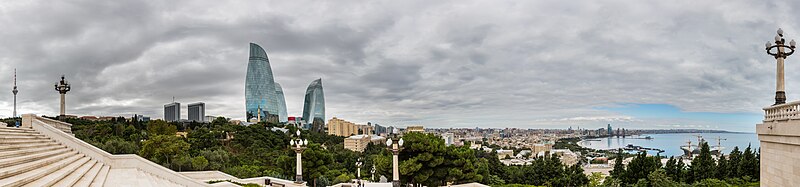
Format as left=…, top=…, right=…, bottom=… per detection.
left=587, top=172, right=604, bottom=187
left=146, top=120, right=177, bottom=137
left=97, top=138, right=139, bottom=154
left=690, top=142, right=715, bottom=182
left=715, top=154, right=728, bottom=179
left=621, top=151, right=661, bottom=184
left=726, top=146, right=742, bottom=178
left=199, top=149, right=231, bottom=170
left=610, top=149, right=626, bottom=179
left=738, top=145, right=758, bottom=180
left=302, top=144, right=334, bottom=184
left=192, top=156, right=209, bottom=170
left=139, top=135, right=190, bottom=168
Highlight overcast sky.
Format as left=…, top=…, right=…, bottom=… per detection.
left=1, top=0, right=797, bottom=132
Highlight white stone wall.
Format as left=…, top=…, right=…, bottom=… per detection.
left=757, top=121, right=800, bottom=186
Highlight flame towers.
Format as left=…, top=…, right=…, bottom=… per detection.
left=245, top=43, right=281, bottom=122
left=275, top=83, right=288, bottom=122
left=302, top=78, right=325, bottom=132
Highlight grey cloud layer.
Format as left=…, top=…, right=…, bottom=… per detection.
left=0, top=0, right=793, bottom=131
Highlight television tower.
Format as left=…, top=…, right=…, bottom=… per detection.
left=12, top=69, right=18, bottom=118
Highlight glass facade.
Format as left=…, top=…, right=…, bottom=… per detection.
left=275, top=83, right=288, bottom=122
left=302, top=78, right=325, bottom=131
left=245, top=43, right=279, bottom=122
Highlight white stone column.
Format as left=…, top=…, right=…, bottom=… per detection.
left=778, top=46, right=786, bottom=93
left=296, top=151, right=303, bottom=182
left=60, top=94, right=66, bottom=116
left=392, top=153, right=399, bottom=184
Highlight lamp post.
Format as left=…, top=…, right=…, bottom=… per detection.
left=385, top=134, right=404, bottom=187
left=356, top=158, right=363, bottom=187
left=370, top=165, right=376, bottom=182
left=766, top=28, right=796, bottom=105
left=290, top=130, right=308, bottom=184
left=54, top=75, right=71, bottom=118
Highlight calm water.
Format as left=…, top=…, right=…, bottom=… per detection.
left=578, top=133, right=760, bottom=157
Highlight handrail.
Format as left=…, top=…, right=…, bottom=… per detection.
left=32, top=115, right=73, bottom=134
left=179, top=171, right=305, bottom=187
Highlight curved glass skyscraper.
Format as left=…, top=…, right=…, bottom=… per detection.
left=275, top=83, right=288, bottom=122
left=245, top=43, right=279, bottom=122
left=302, top=78, right=325, bottom=131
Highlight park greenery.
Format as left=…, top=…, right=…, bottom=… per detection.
left=13, top=116, right=758, bottom=187
left=604, top=142, right=760, bottom=187
left=62, top=117, right=590, bottom=186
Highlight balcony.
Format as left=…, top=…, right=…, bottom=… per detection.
left=763, top=100, right=800, bottom=122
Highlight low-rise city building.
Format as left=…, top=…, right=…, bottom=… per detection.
left=406, top=125, right=424, bottom=133
left=344, top=134, right=386, bottom=152
left=497, top=149, right=514, bottom=159
left=328, top=117, right=373, bottom=136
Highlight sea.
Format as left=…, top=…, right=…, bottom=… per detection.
left=578, top=133, right=760, bottom=157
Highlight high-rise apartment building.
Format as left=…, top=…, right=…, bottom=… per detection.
left=302, top=78, right=325, bottom=132
left=188, top=102, right=205, bottom=122
left=374, top=123, right=387, bottom=135
left=164, top=102, right=180, bottom=122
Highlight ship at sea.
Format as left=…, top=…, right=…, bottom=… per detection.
left=680, top=135, right=726, bottom=158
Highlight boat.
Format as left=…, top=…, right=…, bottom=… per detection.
left=680, top=135, right=725, bottom=158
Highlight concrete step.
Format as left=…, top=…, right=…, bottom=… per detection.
left=0, top=138, right=54, bottom=145
left=23, top=156, right=91, bottom=187
left=0, top=147, right=72, bottom=168
left=51, top=159, right=97, bottom=187
left=0, top=135, right=49, bottom=142
left=0, top=142, right=60, bottom=152
left=73, top=162, right=103, bottom=187
left=0, top=153, right=83, bottom=187
left=0, top=127, right=35, bottom=133
left=0, top=151, right=71, bottom=178
left=89, top=165, right=110, bottom=187
left=0, top=131, right=44, bottom=137
left=0, top=144, right=65, bottom=159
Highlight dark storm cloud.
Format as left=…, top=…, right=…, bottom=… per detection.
left=0, top=0, right=794, bottom=131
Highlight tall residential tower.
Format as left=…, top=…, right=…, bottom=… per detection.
left=164, top=102, right=180, bottom=122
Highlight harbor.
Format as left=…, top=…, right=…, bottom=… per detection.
left=578, top=133, right=759, bottom=157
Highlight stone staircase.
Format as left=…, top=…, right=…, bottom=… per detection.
left=0, top=126, right=110, bottom=187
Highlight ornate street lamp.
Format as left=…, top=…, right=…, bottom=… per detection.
left=766, top=28, right=796, bottom=105
left=54, top=75, right=71, bottom=117
left=356, top=158, right=363, bottom=187
left=370, top=165, right=376, bottom=182
left=385, top=134, right=404, bottom=187
left=289, top=130, right=308, bottom=184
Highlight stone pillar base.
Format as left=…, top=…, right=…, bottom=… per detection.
left=392, top=180, right=400, bottom=187
left=775, top=91, right=786, bottom=105
left=295, top=175, right=303, bottom=184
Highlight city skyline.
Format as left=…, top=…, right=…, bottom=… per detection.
left=0, top=1, right=793, bottom=132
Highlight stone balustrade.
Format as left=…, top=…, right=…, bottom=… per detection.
left=763, top=100, right=800, bottom=122
left=20, top=114, right=73, bottom=134
left=35, top=115, right=73, bottom=134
